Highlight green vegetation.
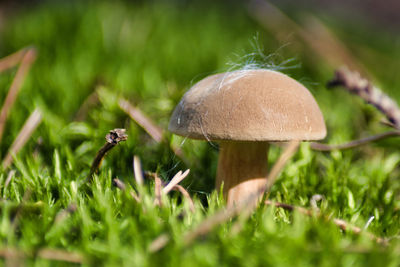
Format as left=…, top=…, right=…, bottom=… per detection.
left=0, top=0, right=399, bottom=265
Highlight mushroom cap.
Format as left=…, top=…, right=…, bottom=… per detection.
left=169, top=69, right=326, bottom=141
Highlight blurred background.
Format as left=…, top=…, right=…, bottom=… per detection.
left=0, top=0, right=399, bottom=193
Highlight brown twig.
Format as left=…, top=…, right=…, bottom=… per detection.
left=264, top=200, right=387, bottom=244
left=2, top=108, right=42, bottom=169
left=328, top=66, right=400, bottom=129
left=310, top=131, right=400, bottom=151
left=0, top=48, right=37, bottom=143
left=148, top=141, right=299, bottom=252
left=87, top=129, right=128, bottom=182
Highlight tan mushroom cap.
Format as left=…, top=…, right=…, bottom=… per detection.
left=169, top=69, right=326, bottom=141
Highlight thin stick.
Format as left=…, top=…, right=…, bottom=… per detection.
left=172, top=185, right=195, bottom=213
left=87, top=129, right=127, bottom=182
left=133, top=155, right=144, bottom=186
left=328, top=66, right=400, bottom=129
left=310, top=131, right=400, bottom=151
left=0, top=48, right=37, bottom=142
left=0, top=48, right=30, bottom=73
left=149, top=140, right=299, bottom=252
left=119, top=98, right=164, bottom=142
left=162, top=169, right=190, bottom=194
left=2, top=108, right=42, bottom=169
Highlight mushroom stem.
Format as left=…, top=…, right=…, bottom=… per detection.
left=216, top=141, right=269, bottom=207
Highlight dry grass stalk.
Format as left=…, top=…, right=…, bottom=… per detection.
left=148, top=234, right=170, bottom=253
left=149, top=140, right=300, bottom=252
left=119, top=98, right=164, bottom=142
left=264, top=200, right=387, bottom=244
left=162, top=169, right=190, bottom=194
left=0, top=48, right=37, bottom=143
left=146, top=170, right=194, bottom=211
left=328, top=66, right=400, bottom=129
left=154, top=173, right=163, bottom=206
left=2, top=108, right=42, bottom=169
left=0, top=47, right=30, bottom=73
left=4, top=170, right=16, bottom=191
left=113, top=178, right=126, bottom=191
left=0, top=248, right=83, bottom=264
left=87, top=129, right=128, bottom=182
left=133, top=155, right=144, bottom=186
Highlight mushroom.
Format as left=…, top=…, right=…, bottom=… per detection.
left=169, top=69, right=326, bottom=207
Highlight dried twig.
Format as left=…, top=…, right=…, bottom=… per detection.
left=328, top=66, right=400, bottom=129
left=2, top=108, right=42, bottom=169
left=264, top=200, right=387, bottom=244
left=311, top=131, right=400, bottom=151
left=149, top=141, right=299, bottom=252
left=0, top=48, right=37, bottom=142
left=119, top=98, right=164, bottom=142
left=87, top=129, right=128, bottom=182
